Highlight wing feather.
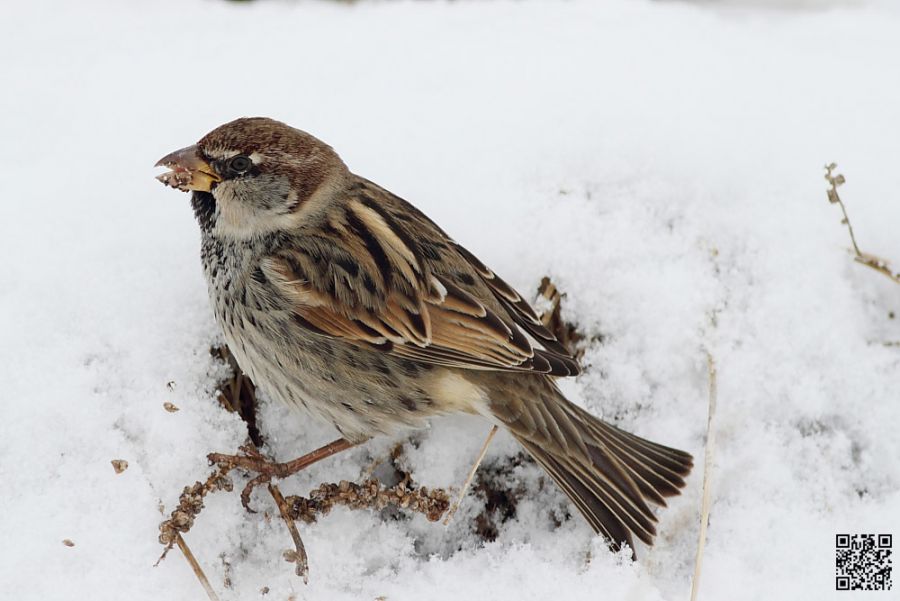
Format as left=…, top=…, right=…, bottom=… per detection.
left=260, top=184, right=581, bottom=376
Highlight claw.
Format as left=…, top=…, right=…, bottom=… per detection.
left=241, top=474, right=273, bottom=513
left=207, top=438, right=357, bottom=514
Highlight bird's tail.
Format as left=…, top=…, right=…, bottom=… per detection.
left=491, top=382, right=693, bottom=553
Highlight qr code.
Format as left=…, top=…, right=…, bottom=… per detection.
left=836, top=534, right=892, bottom=591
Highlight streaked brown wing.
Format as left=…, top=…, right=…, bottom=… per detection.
left=257, top=188, right=579, bottom=376
left=452, top=242, right=579, bottom=361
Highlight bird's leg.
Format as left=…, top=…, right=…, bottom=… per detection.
left=208, top=438, right=357, bottom=511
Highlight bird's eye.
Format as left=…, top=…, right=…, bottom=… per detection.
left=225, top=155, right=253, bottom=175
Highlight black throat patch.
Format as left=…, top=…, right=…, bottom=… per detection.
left=191, top=191, right=217, bottom=231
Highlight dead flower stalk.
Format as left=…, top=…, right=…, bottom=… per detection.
left=825, top=163, right=900, bottom=285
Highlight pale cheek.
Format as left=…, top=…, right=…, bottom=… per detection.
left=213, top=183, right=267, bottom=237
left=211, top=181, right=303, bottom=239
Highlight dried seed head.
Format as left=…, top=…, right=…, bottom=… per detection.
left=163, top=402, right=180, bottom=413
left=111, top=459, right=129, bottom=474
left=62, top=539, right=75, bottom=547
left=213, top=474, right=234, bottom=492
left=172, top=511, right=193, bottom=530
left=158, top=524, right=176, bottom=545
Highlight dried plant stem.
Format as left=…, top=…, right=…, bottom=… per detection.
left=175, top=533, right=222, bottom=601
left=824, top=163, right=900, bottom=285
left=690, top=353, right=718, bottom=601
left=268, top=483, right=309, bottom=584
left=825, top=163, right=861, bottom=256
left=157, top=468, right=234, bottom=564
left=536, top=277, right=586, bottom=359
left=287, top=477, right=450, bottom=523
left=853, top=254, right=900, bottom=285
left=836, top=198, right=862, bottom=256
left=443, top=425, right=499, bottom=526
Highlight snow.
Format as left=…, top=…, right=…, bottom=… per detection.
left=2, top=0, right=899, bottom=599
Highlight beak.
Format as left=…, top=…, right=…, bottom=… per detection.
left=155, top=145, right=222, bottom=192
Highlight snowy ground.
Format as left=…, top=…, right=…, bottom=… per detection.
left=2, top=0, right=899, bottom=599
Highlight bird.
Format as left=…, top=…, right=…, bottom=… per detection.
left=155, top=117, right=693, bottom=554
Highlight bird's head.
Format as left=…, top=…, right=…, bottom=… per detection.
left=155, top=117, right=348, bottom=237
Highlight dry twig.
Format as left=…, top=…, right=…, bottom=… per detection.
left=825, top=163, right=900, bottom=285
left=690, top=353, right=718, bottom=601
left=286, top=476, right=450, bottom=524
left=175, top=533, right=222, bottom=601
left=443, top=425, right=499, bottom=526
left=537, top=277, right=586, bottom=358
left=157, top=469, right=234, bottom=560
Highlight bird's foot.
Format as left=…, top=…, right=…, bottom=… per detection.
left=208, top=438, right=356, bottom=511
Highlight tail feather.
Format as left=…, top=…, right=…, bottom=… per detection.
left=568, top=403, right=693, bottom=499
left=494, top=384, right=693, bottom=554
left=563, top=448, right=658, bottom=543
left=518, top=438, right=634, bottom=545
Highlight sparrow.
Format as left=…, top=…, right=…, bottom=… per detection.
left=155, top=117, right=693, bottom=553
